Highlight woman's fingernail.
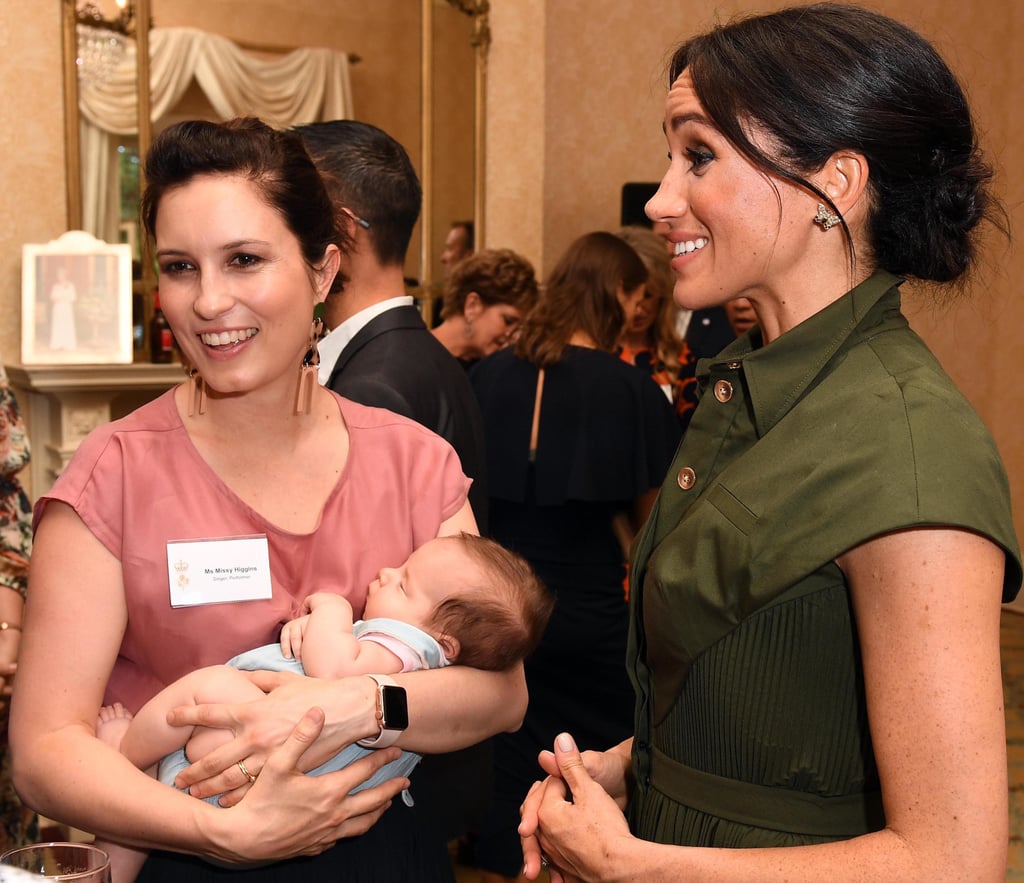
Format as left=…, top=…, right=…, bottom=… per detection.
left=556, top=732, right=573, bottom=752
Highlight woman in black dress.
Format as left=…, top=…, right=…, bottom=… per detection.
left=469, top=231, right=679, bottom=882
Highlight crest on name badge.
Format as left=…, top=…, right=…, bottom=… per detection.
left=174, top=559, right=189, bottom=588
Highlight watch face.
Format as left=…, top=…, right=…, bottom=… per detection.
left=382, top=685, right=409, bottom=730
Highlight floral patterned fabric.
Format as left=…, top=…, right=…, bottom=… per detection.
left=0, top=363, right=37, bottom=851
left=618, top=341, right=701, bottom=433
left=0, top=366, right=32, bottom=597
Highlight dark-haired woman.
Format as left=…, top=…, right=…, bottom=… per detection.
left=470, top=231, right=679, bottom=882
left=520, top=6, right=1021, bottom=882
left=11, top=119, right=526, bottom=881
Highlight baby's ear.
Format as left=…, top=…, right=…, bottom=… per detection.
left=437, top=633, right=460, bottom=662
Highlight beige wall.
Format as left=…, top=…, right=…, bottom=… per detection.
left=154, top=0, right=422, bottom=155
left=2, top=1, right=1022, bottom=575
left=485, top=0, right=1024, bottom=595
left=0, top=3, right=67, bottom=365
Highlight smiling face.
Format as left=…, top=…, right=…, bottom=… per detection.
left=363, top=537, right=482, bottom=631
left=154, top=173, right=335, bottom=402
left=645, top=70, right=822, bottom=320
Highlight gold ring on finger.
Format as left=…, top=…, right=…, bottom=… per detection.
left=237, top=760, right=257, bottom=784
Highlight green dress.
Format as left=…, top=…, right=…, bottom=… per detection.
left=626, top=272, right=1023, bottom=847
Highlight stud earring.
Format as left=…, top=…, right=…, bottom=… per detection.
left=295, top=303, right=326, bottom=415
left=186, top=367, right=206, bottom=417
left=813, top=203, right=841, bottom=231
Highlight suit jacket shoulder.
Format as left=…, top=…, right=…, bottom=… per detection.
left=325, top=305, right=489, bottom=530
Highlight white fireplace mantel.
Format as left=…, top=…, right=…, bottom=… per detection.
left=5, top=362, right=183, bottom=498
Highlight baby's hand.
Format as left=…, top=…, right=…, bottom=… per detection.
left=303, top=592, right=353, bottom=615
left=279, top=615, right=311, bottom=660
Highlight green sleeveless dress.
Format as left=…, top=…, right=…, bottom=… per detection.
left=626, top=272, right=1023, bottom=847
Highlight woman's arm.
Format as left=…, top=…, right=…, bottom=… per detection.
left=436, top=498, right=479, bottom=537
left=11, top=503, right=406, bottom=862
left=526, top=528, right=1009, bottom=882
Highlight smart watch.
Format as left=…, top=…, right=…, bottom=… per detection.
left=356, top=674, right=409, bottom=748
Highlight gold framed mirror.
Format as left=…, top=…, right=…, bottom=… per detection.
left=61, top=0, right=489, bottom=330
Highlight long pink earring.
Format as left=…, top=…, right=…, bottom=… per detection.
left=186, top=367, right=207, bottom=417
left=295, top=303, right=325, bottom=415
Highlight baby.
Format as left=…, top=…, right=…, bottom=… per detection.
left=95, top=533, right=553, bottom=882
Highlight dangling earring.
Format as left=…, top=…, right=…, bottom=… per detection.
left=813, top=203, right=841, bottom=231
left=186, top=366, right=207, bottom=417
left=295, top=303, right=325, bottom=415
left=463, top=316, right=474, bottom=340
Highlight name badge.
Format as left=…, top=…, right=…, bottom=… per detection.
left=167, top=535, right=273, bottom=607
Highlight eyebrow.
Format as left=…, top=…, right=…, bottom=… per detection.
left=223, top=239, right=270, bottom=251
left=663, top=111, right=714, bottom=135
left=155, top=239, right=270, bottom=259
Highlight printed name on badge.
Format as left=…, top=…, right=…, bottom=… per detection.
left=167, top=535, right=273, bottom=607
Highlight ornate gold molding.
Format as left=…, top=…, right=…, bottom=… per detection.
left=445, top=0, right=491, bottom=57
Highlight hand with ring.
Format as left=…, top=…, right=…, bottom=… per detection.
left=237, top=760, right=258, bottom=785
left=519, top=733, right=635, bottom=882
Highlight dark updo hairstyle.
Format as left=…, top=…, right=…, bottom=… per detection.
left=515, top=231, right=647, bottom=369
left=141, top=118, right=347, bottom=294
left=670, top=3, right=1006, bottom=285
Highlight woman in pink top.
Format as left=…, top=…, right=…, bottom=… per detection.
left=11, top=118, right=527, bottom=882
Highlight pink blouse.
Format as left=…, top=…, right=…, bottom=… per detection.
left=36, top=390, right=471, bottom=711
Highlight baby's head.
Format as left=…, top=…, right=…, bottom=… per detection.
left=364, top=534, right=553, bottom=670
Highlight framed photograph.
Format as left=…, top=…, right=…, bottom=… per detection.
left=21, top=230, right=133, bottom=365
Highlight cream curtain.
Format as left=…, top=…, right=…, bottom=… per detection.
left=77, top=26, right=354, bottom=242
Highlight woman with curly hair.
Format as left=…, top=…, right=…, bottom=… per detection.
left=431, top=248, right=539, bottom=369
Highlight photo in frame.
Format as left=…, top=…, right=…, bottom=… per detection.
left=21, top=230, right=133, bottom=365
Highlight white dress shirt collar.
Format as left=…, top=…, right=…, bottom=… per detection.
left=317, top=296, right=415, bottom=385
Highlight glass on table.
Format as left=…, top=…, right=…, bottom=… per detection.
left=0, top=843, right=110, bottom=882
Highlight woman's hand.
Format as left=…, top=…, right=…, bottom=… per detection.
left=520, top=734, right=635, bottom=882
left=209, top=706, right=408, bottom=863
left=534, top=737, right=633, bottom=811
left=168, top=670, right=376, bottom=800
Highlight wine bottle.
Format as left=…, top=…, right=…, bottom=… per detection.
left=149, top=290, right=174, bottom=363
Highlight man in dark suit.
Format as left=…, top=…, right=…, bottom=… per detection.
left=294, top=120, right=492, bottom=866
left=296, top=120, right=488, bottom=532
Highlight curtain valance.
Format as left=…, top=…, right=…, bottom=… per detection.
left=77, top=26, right=354, bottom=242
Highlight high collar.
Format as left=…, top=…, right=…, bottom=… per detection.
left=697, top=271, right=905, bottom=438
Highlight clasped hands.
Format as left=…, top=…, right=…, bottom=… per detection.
left=163, top=670, right=408, bottom=861
left=519, top=733, right=636, bottom=883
